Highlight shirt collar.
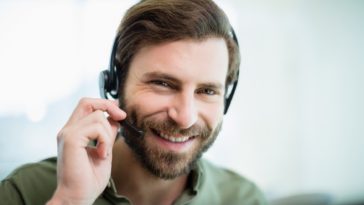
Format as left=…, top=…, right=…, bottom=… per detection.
left=103, top=159, right=204, bottom=202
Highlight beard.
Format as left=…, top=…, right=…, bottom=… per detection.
left=121, top=109, right=222, bottom=180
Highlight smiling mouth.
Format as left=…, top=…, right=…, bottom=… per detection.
left=151, top=129, right=196, bottom=143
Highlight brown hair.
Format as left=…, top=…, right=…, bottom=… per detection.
left=115, top=0, right=240, bottom=94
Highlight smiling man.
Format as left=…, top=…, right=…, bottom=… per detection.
left=0, top=0, right=266, bottom=204
left=119, top=38, right=228, bottom=181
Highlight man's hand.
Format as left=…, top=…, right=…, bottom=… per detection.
left=47, top=98, right=126, bottom=205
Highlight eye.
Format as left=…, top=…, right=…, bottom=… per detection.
left=151, top=80, right=170, bottom=88
left=149, top=80, right=179, bottom=91
left=197, top=88, right=218, bottom=96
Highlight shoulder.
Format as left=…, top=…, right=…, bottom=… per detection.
left=0, top=157, right=58, bottom=205
left=199, top=158, right=248, bottom=184
left=6, top=157, right=57, bottom=176
left=3, top=157, right=57, bottom=185
left=194, top=159, right=267, bottom=204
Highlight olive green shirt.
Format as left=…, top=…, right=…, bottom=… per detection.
left=0, top=157, right=266, bottom=205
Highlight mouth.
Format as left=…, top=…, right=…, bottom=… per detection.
left=151, top=128, right=196, bottom=143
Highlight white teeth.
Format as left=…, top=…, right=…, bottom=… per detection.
left=159, top=132, right=191, bottom=143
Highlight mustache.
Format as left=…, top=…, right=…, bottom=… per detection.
left=141, top=119, right=212, bottom=139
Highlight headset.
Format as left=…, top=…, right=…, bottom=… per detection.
left=99, top=27, right=240, bottom=137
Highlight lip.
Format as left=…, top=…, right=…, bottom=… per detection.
left=148, top=128, right=196, bottom=152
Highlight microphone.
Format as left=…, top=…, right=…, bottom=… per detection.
left=119, top=119, right=144, bottom=138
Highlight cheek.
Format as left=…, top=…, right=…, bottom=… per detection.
left=199, top=103, right=224, bottom=130
left=126, top=93, right=172, bottom=118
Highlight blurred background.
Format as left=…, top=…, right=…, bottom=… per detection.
left=0, top=0, right=363, bottom=204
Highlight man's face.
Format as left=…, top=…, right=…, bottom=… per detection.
left=121, top=38, right=229, bottom=179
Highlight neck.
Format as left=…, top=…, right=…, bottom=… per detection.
left=111, top=138, right=189, bottom=205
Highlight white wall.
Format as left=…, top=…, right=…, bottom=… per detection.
left=1, top=0, right=363, bottom=204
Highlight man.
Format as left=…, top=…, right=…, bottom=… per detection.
left=0, top=0, right=266, bottom=204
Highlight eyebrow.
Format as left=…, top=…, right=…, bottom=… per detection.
left=143, top=71, right=224, bottom=90
left=198, top=82, right=224, bottom=91
left=143, top=71, right=182, bottom=84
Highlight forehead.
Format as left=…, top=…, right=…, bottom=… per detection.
left=130, top=37, right=229, bottom=85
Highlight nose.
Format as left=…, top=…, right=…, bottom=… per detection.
left=168, top=92, right=198, bottom=129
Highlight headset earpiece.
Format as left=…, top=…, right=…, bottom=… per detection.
left=99, top=36, right=120, bottom=99
left=99, top=70, right=110, bottom=99
left=99, top=69, right=119, bottom=99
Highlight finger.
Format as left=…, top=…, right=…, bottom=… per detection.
left=73, top=122, right=113, bottom=158
left=76, top=110, right=116, bottom=139
left=59, top=110, right=120, bottom=159
left=86, top=146, right=111, bottom=161
left=67, top=98, right=126, bottom=125
left=58, top=119, right=112, bottom=154
left=78, top=112, right=120, bottom=145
